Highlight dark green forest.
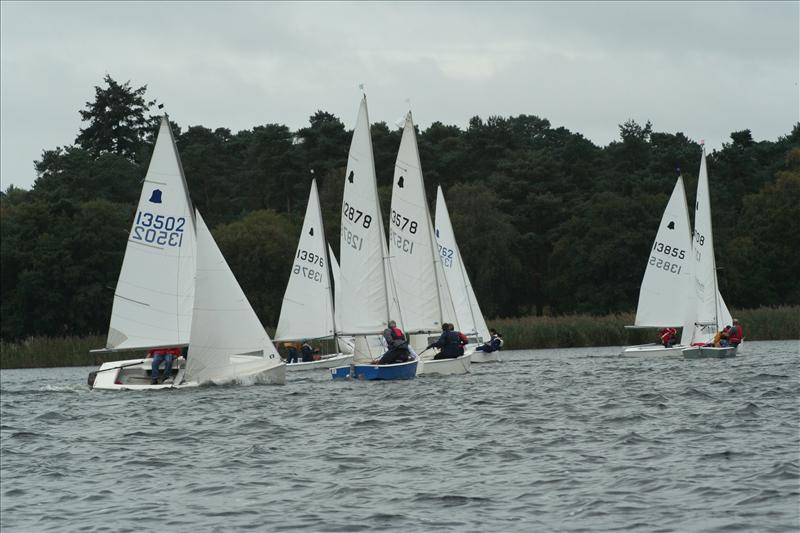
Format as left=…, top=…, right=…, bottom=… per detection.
left=2, top=76, right=799, bottom=341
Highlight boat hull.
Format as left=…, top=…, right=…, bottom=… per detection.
left=330, top=359, right=418, bottom=380
left=621, top=344, right=686, bottom=356
left=682, top=345, right=738, bottom=359
left=419, top=353, right=471, bottom=376
left=287, top=353, right=353, bottom=372
left=471, top=350, right=502, bottom=363
left=90, top=356, right=285, bottom=389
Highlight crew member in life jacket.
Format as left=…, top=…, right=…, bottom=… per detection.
left=659, top=327, right=678, bottom=348
left=728, top=319, right=744, bottom=347
left=375, top=320, right=410, bottom=365
left=428, top=323, right=462, bottom=360
left=476, top=328, right=503, bottom=353
left=148, top=346, right=182, bottom=384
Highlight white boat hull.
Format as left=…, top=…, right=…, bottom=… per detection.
left=682, top=345, right=738, bottom=359
left=90, top=355, right=285, bottom=390
left=470, top=350, right=502, bottom=363
left=287, top=353, right=354, bottom=371
left=419, top=353, right=471, bottom=376
left=621, top=344, right=686, bottom=356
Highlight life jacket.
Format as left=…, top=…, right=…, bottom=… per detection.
left=391, top=327, right=405, bottom=341
left=389, top=327, right=408, bottom=349
left=457, top=331, right=468, bottom=346
left=728, top=325, right=743, bottom=344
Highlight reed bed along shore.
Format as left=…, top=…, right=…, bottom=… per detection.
left=1, top=306, right=797, bottom=369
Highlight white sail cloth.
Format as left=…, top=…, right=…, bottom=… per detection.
left=185, top=212, right=283, bottom=384
left=686, top=147, right=733, bottom=344
left=337, top=96, right=397, bottom=335
left=434, top=186, right=490, bottom=342
left=275, top=179, right=335, bottom=341
left=105, top=115, right=196, bottom=351
left=634, top=176, right=693, bottom=328
left=388, top=112, right=456, bottom=333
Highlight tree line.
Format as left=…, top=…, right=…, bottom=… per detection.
left=1, top=75, right=798, bottom=341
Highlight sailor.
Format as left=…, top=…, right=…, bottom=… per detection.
left=374, top=320, right=410, bottom=365
left=149, top=346, right=181, bottom=384
left=476, top=328, right=502, bottom=353
left=428, top=323, right=462, bottom=360
left=659, top=327, right=678, bottom=347
left=301, top=342, right=315, bottom=362
left=285, top=342, right=300, bottom=364
left=728, top=319, right=744, bottom=347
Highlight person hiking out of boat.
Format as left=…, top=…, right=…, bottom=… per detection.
left=375, top=320, right=410, bottom=365
left=285, top=342, right=300, bottom=364
left=301, top=342, right=316, bottom=362
left=728, top=319, right=743, bottom=347
left=476, top=328, right=502, bottom=353
left=659, top=327, right=678, bottom=348
left=428, top=323, right=462, bottom=360
left=148, top=346, right=181, bottom=385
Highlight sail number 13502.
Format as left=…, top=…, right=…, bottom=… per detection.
left=131, top=210, right=186, bottom=247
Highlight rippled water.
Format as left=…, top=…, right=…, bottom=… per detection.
left=2, top=340, right=799, bottom=532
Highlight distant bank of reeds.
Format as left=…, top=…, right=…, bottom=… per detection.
left=1, top=306, right=797, bottom=369
left=0, top=335, right=145, bottom=370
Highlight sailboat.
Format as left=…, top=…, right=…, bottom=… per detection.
left=330, top=96, right=417, bottom=380
left=434, top=186, right=497, bottom=363
left=89, top=115, right=285, bottom=389
left=682, top=145, right=737, bottom=358
left=388, top=112, right=470, bottom=376
left=274, top=179, right=353, bottom=371
left=621, top=175, right=694, bottom=356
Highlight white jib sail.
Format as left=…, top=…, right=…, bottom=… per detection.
left=434, top=186, right=490, bottom=341
left=338, top=96, right=393, bottom=335
left=388, top=112, right=455, bottom=333
left=634, top=176, right=693, bottom=327
left=105, top=115, right=196, bottom=350
left=185, top=211, right=282, bottom=384
left=275, top=179, right=335, bottom=341
left=688, top=146, right=732, bottom=344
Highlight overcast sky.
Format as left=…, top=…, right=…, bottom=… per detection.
left=1, top=1, right=797, bottom=191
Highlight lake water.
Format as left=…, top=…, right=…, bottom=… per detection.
left=1, top=340, right=798, bottom=532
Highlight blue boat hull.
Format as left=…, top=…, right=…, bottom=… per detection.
left=331, top=360, right=418, bottom=380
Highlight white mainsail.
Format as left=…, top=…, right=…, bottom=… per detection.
left=687, top=146, right=732, bottom=344
left=388, top=112, right=456, bottom=333
left=275, top=179, right=335, bottom=341
left=185, top=211, right=283, bottom=384
left=337, top=96, right=395, bottom=335
left=633, top=176, right=693, bottom=327
left=434, top=186, right=490, bottom=342
left=105, top=115, right=196, bottom=351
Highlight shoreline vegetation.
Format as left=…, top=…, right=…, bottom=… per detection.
left=1, top=306, right=797, bottom=370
